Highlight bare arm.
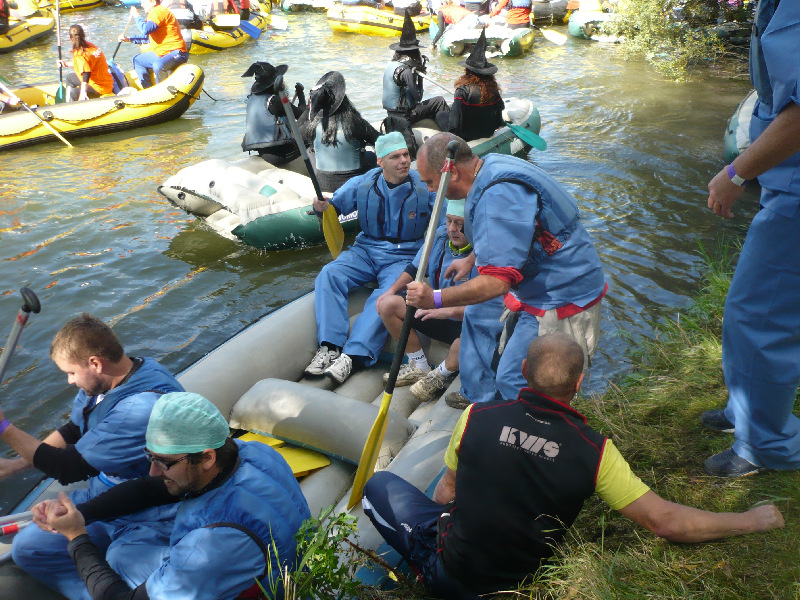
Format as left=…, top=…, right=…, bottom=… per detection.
left=433, top=467, right=456, bottom=505
left=618, top=491, right=785, bottom=543
left=406, top=274, right=510, bottom=310
left=708, top=101, right=800, bottom=219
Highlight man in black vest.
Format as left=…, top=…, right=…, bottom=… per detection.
left=363, top=332, right=785, bottom=600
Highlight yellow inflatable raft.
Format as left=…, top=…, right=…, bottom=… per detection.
left=188, top=12, right=270, bottom=54
left=0, top=14, right=54, bottom=53
left=38, top=0, right=105, bottom=12
left=0, top=63, right=204, bottom=151
left=327, top=5, right=429, bottom=36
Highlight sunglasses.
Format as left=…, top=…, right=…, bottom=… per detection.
left=143, top=449, right=189, bottom=471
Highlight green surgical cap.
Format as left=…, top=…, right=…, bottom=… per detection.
left=446, top=199, right=465, bottom=218
left=375, top=131, right=407, bottom=158
left=146, top=392, right=229, bottom=454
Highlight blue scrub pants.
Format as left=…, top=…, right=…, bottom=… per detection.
left=133, top=49, right=188, bottom=88
left=457, top=300, right=504, bottom=403
left=363, top=471, right=480, bottom=600
left=721, top=199, right=800, bottom=469
left=315, top=243, right=412, bottom=365
left=11, top=489, right=171, bottom=600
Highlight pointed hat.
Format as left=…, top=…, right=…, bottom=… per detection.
left=459, top=29, right=497, bottom=75
left=390, top=9, right=421, bottom=51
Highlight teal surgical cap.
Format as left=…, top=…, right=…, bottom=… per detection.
left=375, top=131, right=407, bottom=158
left=146, top=392, right=229, bottom=454
left=446, top=199, right=465, bottom=218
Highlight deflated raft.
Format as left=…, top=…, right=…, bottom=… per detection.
left=429, top=19, right=535, bottom=57
left=327, top=4, right=429, bottom=36
left=723, top=89, right=755, bottom=164
left=0, top=64, right=204, bottom=151
left=0, top=14, right=54, bottom=53
left=158, top=96, right=541, bottom=250
left=0, top=288, right=464, bottom=597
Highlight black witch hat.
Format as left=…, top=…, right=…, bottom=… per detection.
left=241, top=62, right=289, bottom=95
left=389, top=9, right=421, bottom=51
left=309, top=71, right=347, bottom=119
left=459, top=29, right=497, bottom=75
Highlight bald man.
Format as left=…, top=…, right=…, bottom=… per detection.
left=363, top=333, right=785, bottom=600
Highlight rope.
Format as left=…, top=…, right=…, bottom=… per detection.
left=202, top=88, right=218, bottom=101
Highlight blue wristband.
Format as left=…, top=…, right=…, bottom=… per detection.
left=0, top=419, right=11, bottom=435
left=433, top=289, right=443, bottom=309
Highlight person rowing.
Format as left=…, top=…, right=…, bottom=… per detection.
left=57, top=25, right=114, bottom=103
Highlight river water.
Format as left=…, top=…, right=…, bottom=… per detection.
left=0, top=8, right=756, bottom=510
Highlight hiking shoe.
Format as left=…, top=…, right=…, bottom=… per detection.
left=324, top=353, right=353, bottom=384
left=704, top=448, right=765, bottom=478
left=445, top=391, right=471, bottom=410
left=305, top=346, right=340, bottom=376
left=383, top=364, right=430, bottom=387
left=411, top=369, right=454, bottom=402
left=700, top=409, right=735, bottom=434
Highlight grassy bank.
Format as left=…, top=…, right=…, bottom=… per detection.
left=345, top=244, right=799, bottom=600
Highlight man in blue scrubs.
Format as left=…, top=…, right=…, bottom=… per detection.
left=305, top=132, right=437, bottom=385
left=701, top=0, right=800, bottom=477
left=1, top=313, right=183, bottom=600
left=408, top=133, right=607, bottom=408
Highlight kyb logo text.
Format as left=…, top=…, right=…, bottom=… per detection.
left=499, top=426, right=560, bottom=459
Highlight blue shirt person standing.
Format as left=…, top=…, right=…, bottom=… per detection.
left=700, top=0, right=800, bottom=477
left=409, top=133, right=607, bottom=409
left=304, top=132, right=437, bottom=385
left=0, top=314, right=183, bottom=600
left=32, top=392, right=311, bottom=600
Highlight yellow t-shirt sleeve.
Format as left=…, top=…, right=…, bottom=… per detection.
left=595, top=439, right=650, bottom=510
left=444, top=405, right=473, bottom=471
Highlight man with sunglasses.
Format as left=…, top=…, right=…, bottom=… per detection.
left=2, top=313, right=183, bottom=599
left=34, top=392, right=310, bottom=600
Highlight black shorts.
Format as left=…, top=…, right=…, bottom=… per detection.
left=412, top=316, right=462, bottom=345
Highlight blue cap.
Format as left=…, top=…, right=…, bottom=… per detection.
left=375, top=131, right=407, bottom=158
left=146, top=392, right=229, bottom=454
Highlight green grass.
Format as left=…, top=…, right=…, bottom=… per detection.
left=356, top=242, right=800, bottom=599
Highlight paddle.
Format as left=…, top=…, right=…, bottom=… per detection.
left=0, top=81, right=73, bottom=147
left=346, top=140, right=459, bottom=510
left=532, top=23, right=567, bottom=45
left=54, top=0, right=65, bottom=103
left=274, top=68, right=344, bottom=259
left=0, top=288, right=41, bottom=385
left=0, top=511, right=33, bottom=525
left=268, top=13, right=288, bottom=29
left=112, top=13, right=134, bottom=62
left=238, top=17, right=262, bottom=38
left=211, top=12, right=240, bottom=27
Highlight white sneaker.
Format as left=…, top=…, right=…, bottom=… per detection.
left=324, top=353, right=353, bottom=384
left=305, top=346, right=340, bottom=376
left=410, top=369, right=453, bottom=402
left=382, top=364, right=430, bottom=387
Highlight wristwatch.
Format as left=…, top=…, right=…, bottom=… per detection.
left=727, top=163, right=748, bottom=187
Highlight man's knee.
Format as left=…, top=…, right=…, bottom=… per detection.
left=379, top=294, right=405, bottom=319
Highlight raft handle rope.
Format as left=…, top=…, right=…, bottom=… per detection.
left=202, top=88, right=218, bottom=101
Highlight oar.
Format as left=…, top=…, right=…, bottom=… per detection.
left=346, top=140, right=459, bottom=510
left=532, top=24, right=567, bottom=45
left=238, top=17, right=262, bottom=38
left=0, top=288, right=41, bottom=384
left=111, top=12, right=134, bottom=61
left=0, top=511, right=33, bottom=526
left=419, top=72, right=454, bottom=96
left=54, top=0, right=65, bottom=103
left=268, top=13, right=288, bottom=29
left=274, top=67, right=344, bottom=259
left=0, top=82, right=73, bottom=147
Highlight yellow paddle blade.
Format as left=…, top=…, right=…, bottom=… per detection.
left=269, top=14, right=289, bottom=29
left=211, top=13, right=241, bottom=26
left=347, top=392, right=391, bottom=509
left=322, top=204, right=344, bottom=259
left=240, top=432, right=331, bottom=477
left=538, top=26, right=567, bottom=45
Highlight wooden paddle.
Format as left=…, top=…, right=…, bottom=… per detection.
left=112, top=12, right=134, bottom=61
left=274, top=68, right=344, bottom=259
left=0, top=82, right=73, bottom=147
left=346, top=140, right=460, bottom=510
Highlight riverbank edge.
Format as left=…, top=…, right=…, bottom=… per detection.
left=511, top=242, right=800, bottom=599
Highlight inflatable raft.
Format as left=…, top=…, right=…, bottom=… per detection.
left=429, top=18, right=535, bottom=57
left=530, top=0, right=574, bottom=25
left=187, top=12, right=270, bottom=54
left=722, top=89, right=755, bottom=164
left=281, top=0, right=333, bottom=12
left=0, top=288, right=463, bottom=597
left=327, top=4, right=429, bottom=36
left=0, top=63, right=204, bottom=151
left=567, top=2, right=621, bottom=41
left=0, top=14, right=54, bottom=53
left=158, top=96, right=541, bottom=250
left=38, top=0, right=105, bottom=12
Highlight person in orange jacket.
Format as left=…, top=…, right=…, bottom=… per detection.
left=58, top=25, right=114, bottom=102
left=489, top=0, right=530, bottom=28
